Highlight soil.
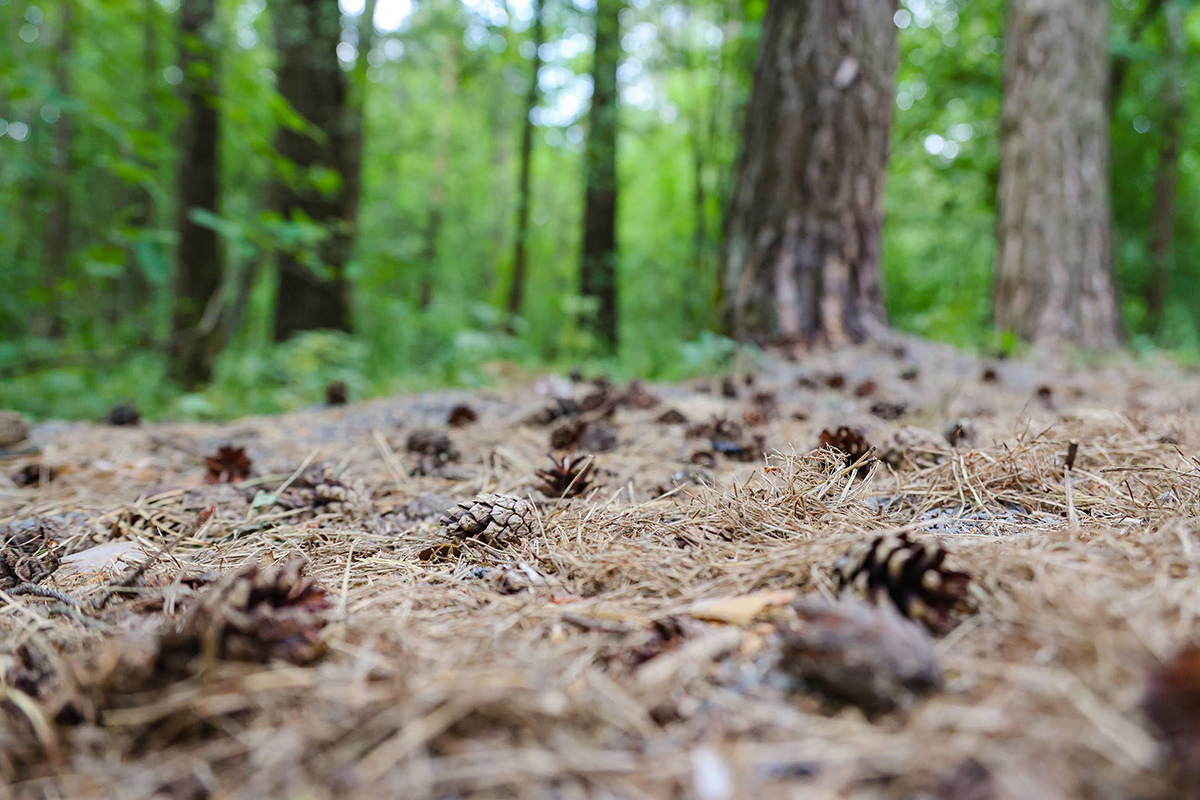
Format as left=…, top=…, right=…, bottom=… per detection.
left=1, top=337, right=1198, bottom=800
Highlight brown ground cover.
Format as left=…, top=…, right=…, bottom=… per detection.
left=1, top=339, right=1198, bottom=799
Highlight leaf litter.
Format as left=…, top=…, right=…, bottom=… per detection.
left=1, top=340, right=1199, bottom=798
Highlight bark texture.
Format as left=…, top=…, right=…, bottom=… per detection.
left=506, top=0, right=545, bottom=320
left=272, top=0, right=356, bottom=340
left=171, top=0, right=223, bottom=387
left=721, top=0, right=896, bottom=346
left=994, top=0, right=1120, bottom=348
left=579, top=0, right=623, bottom=348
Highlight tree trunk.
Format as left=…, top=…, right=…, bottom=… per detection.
left=343, top=0, right=377, bottom=239
left=994, top=0, right=1120, bottom=348
left=272, top=0, right=356, bottom=341
left=506, top=0, right=545, bottom=321
left=579, top=0, right=622, bottom=349
left=720, top=0, right=895, bottom=346
left=418, top=31, right=459, bottom=310
left=36, top=2, right=74, bottom=339
left=170, top=0, right=223, bottom=387
left=1146, top=1, right=1183, bottom=333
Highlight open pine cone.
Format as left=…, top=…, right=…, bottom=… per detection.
left=275, top=463, right=368, bottom=519
left=535, top=453, right=596, bottom=498
left=160, top=557, right=331, bottom=669
left=440, top=494, right=536, bottom=544
left=205, top=445, right=253, bottom=484
left=0, top=521, right=60, bottom=589
left=834, top=533, right=972, bottom=633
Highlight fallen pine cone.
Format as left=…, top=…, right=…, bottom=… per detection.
left=275, top=463, right=368, bottom=519
left=535, top=453, right=596, bottom=498
left=441, top=493, right=536, bottom=544
left=834, top=533, right=972, bottom=633
left=204, top=445, right=253, bottom=484
left=780, top=597, right=942, bottom=717
left=406, top=429, right=459, bottom=464
left=447, top=404, right=478, bottom=427
left=1143, top=642, right=1200, bottom=788
left=105, top=402, right=141, bottom=427
left=162, top=556, right=331, bottom=668
left=818, top=426, right=873, bottom=469
left=325, top=380, right=349, bottom=406
left=0, top=521, right=60, bottom=589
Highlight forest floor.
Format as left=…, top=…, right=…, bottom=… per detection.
left=1, top=337, right=1199, bottom=800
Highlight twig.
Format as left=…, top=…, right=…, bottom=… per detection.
left=92, top=505, right=214, bottom=611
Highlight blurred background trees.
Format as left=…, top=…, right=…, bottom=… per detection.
left=0, top=0, right=1198, bottom=420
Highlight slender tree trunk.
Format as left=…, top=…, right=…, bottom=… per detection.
left=36, top=2, right=74, bottom=339
left=579, top=0, right=623, bottom=348
left=343, top=0, right=377, bottom=236
left=170, top=0, right=223, bottom=387
left=721, top=0, right=896, bottom=346
left=272, top=0, right=356, bottom=340
left=994, top=0, right=1120, bottom=348
left=120, top=0, right=160, bottom=330
left=1146, top=1, right=1183, bottom=332
left=507, top=0, right=545, bottom=321
left=419, top=33, right=459, bottom=310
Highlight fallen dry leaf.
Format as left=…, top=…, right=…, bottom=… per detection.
left=685, top=590, right=798, bottom=626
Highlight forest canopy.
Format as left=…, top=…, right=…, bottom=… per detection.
left=1, top=0, right=1198, bottom=420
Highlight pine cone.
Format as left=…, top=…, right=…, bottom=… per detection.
left=834, top=533, right=971, bottom=633
left=205, top=445, right=253, bottom=484
left=535, top=453, right=596, bottom=498
left=0, top=521, right=60, bottom=589
left=879, top=426, right=944, bottom=470
left=819, top=426, right=873, bottom=467
left=149, top=557, right=330, bottom=672
left=276, top=463, right=368, bottom=519
left=440, top=493, right=536, bottom=544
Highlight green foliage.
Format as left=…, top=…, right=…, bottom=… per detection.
left=2, top=0, right=1199, bottom=420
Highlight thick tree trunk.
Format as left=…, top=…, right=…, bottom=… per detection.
left=1146, top=2, right=1183, bottom=332
left=170, top=0, right=223, bottom=387
left=272, top=0, right=355, bottom=341
left=579, top=0, right=622, bottom=349
left=721, top=0, right=895, bottom=346
left=36, top=2, right=74, bottom=339
left=506, top=0, right=545, bottom=321
left=994, top=0, right=1120, bottom=348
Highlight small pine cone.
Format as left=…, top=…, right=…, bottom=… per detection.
left=440, top=493, right=536, bottom=544
left=276, top=463, right=368, bottom=519
left=0, top=521, right=60, bottom=589
left=157, top=557, right=330, bottom=670
left=834, top=533, right=971, bottom=633
left=879, top=426, right=944, bottom=470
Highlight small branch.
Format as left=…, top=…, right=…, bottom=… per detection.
left=92, top=505, right=213, bottom=611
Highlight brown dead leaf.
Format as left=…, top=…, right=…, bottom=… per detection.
left=686, top=590, right=798, bottom=626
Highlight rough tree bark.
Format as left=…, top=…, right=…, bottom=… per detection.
left=721, top=0, right=896, bottom=346
left=36, top=2, right=74, bottom=339
left=272, top=0, right=356, bottom=340
left=579, top=0, right=622, bottom=349
left=994, top=0, right=1120, bottom=348
left=506, top=0, right=545, bottom=321
left=1146, top=1, right=1183, bottom=332
left=170, top=0, right=223, bottom=387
